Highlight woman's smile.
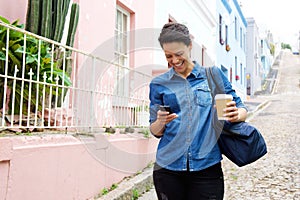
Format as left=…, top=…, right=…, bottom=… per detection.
left=173, top=60, right=184, bottom=68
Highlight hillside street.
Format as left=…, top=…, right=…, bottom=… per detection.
left=222, top=50, right=300, bottom=199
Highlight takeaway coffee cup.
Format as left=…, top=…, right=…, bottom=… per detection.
left=215, top=94, right=233, bottom=120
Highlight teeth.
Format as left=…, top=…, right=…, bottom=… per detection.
left=175, top=61, right=183, bottom=67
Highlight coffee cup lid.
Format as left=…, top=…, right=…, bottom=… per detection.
left=215, top=94, right=233, bottom=100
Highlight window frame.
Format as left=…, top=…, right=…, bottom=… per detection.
left=114, top=6, right=131, bottom=97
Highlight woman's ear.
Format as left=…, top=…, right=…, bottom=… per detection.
left=188, top=42, right=192, bottom=51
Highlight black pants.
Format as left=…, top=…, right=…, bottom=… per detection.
left=153, top=162, right=224, bottom=200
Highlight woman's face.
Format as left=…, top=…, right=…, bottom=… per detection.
left=162, top=42, right=194, bottom=77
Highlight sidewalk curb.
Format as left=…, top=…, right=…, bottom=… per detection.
left=96, top=166, right=153, bottom=200
left=246, top=100, right=270, bottom=122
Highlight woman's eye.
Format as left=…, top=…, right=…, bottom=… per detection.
left=175, top=53, right=183, bottom=57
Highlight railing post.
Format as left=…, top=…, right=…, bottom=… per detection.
left=34, top=39, right=42, bottom=127
left=18, top=34, right=27, bottom=126
left=10, top=65, right=19, bottom=127
left=90, top=57, right=96, bottom=132
left=54, top=75, right=60, bottom=127
left=42, top=72, right=47, bottom=127
left=1, top=28, right=10, bottom=127
left=27, top=68, right=34, bottom=127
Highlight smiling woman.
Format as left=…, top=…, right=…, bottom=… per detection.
left=149, top=22, right=248, bottom=200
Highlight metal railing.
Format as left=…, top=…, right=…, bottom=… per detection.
left=0, top=22, right=152, bottom=133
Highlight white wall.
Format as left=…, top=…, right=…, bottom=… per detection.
left=216, top=0, right=247, bottom=100
left=153, top=0, right=216, bottom=70
left=246, top=18, right=262, bottom=95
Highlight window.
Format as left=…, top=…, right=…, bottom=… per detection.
left=115, top=6, right=130, bottom=96
left=240, top=27, right=242, bottom=48
left=219, top=15, right=224, bottom=45
left=225, top=25, right=228, bottom=46
left=240, top=63, right=243, bottom=84
left=243, top=33, right=246, bottom=51
left=234, top=17, right=237, bottom=40
left=230, top=67, right=232, bottom=82
left=201, top=46, right=206, bottom=66
left=235, top=56, right=238, bottom=81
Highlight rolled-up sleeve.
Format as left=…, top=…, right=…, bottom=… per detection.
left=149, top=82, right=163, bottom=124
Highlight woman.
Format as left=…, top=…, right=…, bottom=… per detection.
left=149, top=22, right=248, bottom=200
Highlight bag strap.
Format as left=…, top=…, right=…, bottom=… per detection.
left=205, top=66, right=225, bottom=102
left=205, top=66, right=227, bottom=131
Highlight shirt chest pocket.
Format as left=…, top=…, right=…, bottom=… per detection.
left=193, top=85, right=212, bottom=106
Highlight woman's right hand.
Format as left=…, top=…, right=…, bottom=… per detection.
left=150, top=111, right=178, bottom=137
left=156, top=110, right=178, bottom=125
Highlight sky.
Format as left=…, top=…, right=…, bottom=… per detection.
left=240, top=0, right=300, bottom=48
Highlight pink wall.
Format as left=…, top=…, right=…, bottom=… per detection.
left=0, top=0, right=27, bottom=24
left=0, top=0, right=157, bottom=75
left=0, top=1, right=158, bottom=199
left=0, top=0, right=157, bottom=64
left=76, top=0, right=156, bottom=69
left=77, top=0, right=156, bottom=52
left=0, top=134, right=158, bottom=200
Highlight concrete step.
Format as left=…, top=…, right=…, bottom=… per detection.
left=95, top=165, right=154, bottom=200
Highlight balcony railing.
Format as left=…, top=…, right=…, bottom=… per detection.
left=0, top=22, right=151, bottom=133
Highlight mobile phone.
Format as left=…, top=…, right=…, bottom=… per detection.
left=159, top=105, right=173, bottom=114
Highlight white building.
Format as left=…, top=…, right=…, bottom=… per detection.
left=153, top=0, right=217, bottom=75
left=260, top=38, right=273, bottom=80
left=215, top=0, right=247, bottom=100
left=246, top=17, right=263, bottom=96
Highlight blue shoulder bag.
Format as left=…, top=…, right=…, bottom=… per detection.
left=205, top=66, right=267, bottom=167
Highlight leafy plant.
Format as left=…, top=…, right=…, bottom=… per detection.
left=110, top=183, right=118, bottom=190
left=281, top=43, right=291, bottom=50
left=135, top=105, right=149, bottom=112
left=0, top=16, right=72, bottom=115
left=25, top=0, right=80, bottom=106
left=101, top=188, right=109, bottom=196
left=132, top=188, right=140, bottom=200
left=99, top=183, right=118, bottom=197
left=140, top=128, right=150, bottom=138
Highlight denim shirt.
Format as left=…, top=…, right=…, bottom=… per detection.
left=149, top=62, right=247, bottom=171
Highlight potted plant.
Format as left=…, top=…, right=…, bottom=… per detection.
left=226, top=44, right=230, bottom=51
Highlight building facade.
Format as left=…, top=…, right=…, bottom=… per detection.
left=216, top=0, right=248, bottom=100
left=152, top=0, right=217, bottom=74
left=246, top=18, right=262, bottom=95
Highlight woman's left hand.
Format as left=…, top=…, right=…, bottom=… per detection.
left=223, top=101, right=247, bottom=122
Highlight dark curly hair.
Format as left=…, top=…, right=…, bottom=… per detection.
left=158, top=22, right=191, bottom=47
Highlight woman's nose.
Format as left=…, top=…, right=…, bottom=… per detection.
left=172, top=57, right=179, bottom=63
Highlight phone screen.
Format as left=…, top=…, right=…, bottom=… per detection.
left=159, top=105, right=173, bottom=114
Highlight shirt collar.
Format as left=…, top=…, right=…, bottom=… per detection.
left=168, top=61, right=205, bottom=80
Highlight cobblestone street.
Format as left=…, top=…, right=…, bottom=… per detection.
left=223, top=51, right=300, bottom=200
left=139, top=51, right=300, bottom=200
